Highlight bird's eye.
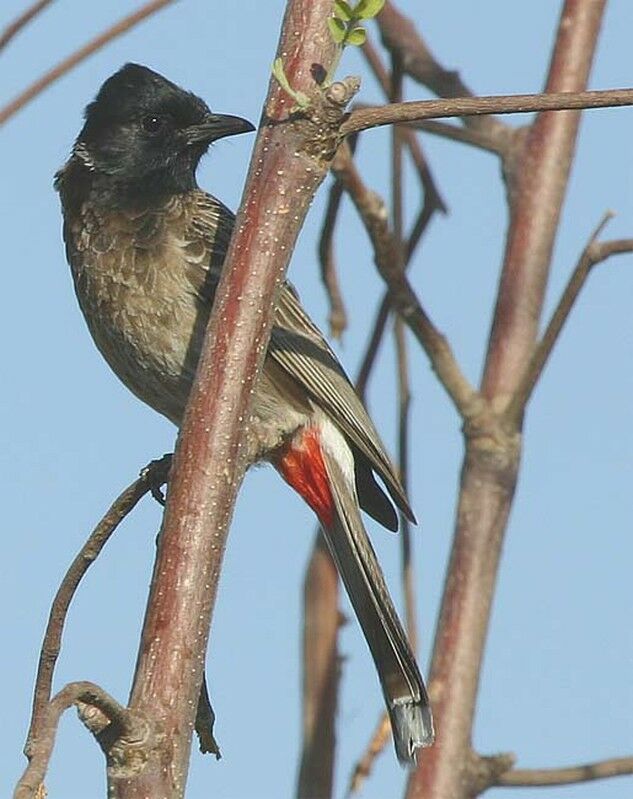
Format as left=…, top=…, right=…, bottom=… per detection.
left=141, top=114, right=166, bottom=135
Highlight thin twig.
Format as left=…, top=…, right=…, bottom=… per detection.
left=497, top=755, right=633, bottom=787
left=24, top=455, right=171, bottom=758
left=389, top=53, right=418, bottom=651
left=355, top=296, right=391, bottom=401
left=354, top=192, right=446, bottom=401
left=0, top=0, right=54, bottom=51
left=318, top=134, right=359, bottom=340
left=15, top=681, right=148, bottom=799
left=412, top=119, right=506, bottom=154
left=377, top=1, right=509, bottom=142
left=319, top=179, right=348, bottom=339
left=341, top=87, right=633, bottom=137
left=395, top=322, right=416, bottom=641
left=360, top=40, right=449, bottom=212
left=505, top=214, right=633, bottom=426
left=296, top=535, right=341, bottom=799
left=346, top=713, right=391, bottom=796
left=0, top=0, right=176, bottom=126
left=332, top=143, right=476, bottom=417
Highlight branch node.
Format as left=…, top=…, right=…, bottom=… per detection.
left=470, top=750, right=516, bottom=793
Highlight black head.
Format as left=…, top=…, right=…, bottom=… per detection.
left=70, top=63, right=254, bottom=205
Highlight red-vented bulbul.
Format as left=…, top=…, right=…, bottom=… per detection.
left=55, top=63, right=433, bottom=764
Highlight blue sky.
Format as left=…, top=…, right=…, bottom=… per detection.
left=2, top=2, right=632, bottom=798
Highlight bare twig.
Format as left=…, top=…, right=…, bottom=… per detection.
left=389, top=54, right=418, bottom=651
left=16, top=681, right=148, bottom=799
left=359, top=40, right=449, bottom=211
left=377, top=0, right=509, bottom=142
left=0, top=0, right=54, bottom=52
left=411, top=119, right=506, bottom=155
left=505, top=215, right=633, bottom=425
left=346, top=713, right=391, bottom=796
left=296, top=535, right=341, bottom=799
left=24, top=455, right=171, bottom=759
left=318, top=134, right=359, bottom=340
left=341, top=87, right=633, bottom=137
left=0, top=0, right=176, bottom=126
left=355, top=296, right=391, bottom=401
left=407, top=3, right=609, bottom=798
left=319, top=178, right=348, bottom=339
left=395, top=321, right=416, bottom=639
left=497, top=755, right=633, bottom=787
left=332, top=143, right=477, bottom=417
left=347, top=147, right=445, bottom=403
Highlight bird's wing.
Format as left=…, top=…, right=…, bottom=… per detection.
left=186, top=191, right=414, bottom=526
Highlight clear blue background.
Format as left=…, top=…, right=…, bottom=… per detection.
left=2, top=2, right=632, bottom=798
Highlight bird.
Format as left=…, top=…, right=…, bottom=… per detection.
left=55, top=63, right=433, bottom=764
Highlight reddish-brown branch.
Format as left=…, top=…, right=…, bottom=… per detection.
left=347, top=713, right=392, bottom=796
left=318, top=134, right=360, bottom=340
left=407, top=3, right=608, bottom=798
left=389, top=54, right=418, bottom=651
left=296, top=534, right=341, bottom=799
left=24, top=456, right=171, bottom=760
left=412, top=119, right=506, bottom=155
left=319, top=178, right=348, bottom=339
left=16, top=681, right=147, bottom=799
left=506, top=220, right=633, bottom=425
left=108, top=5, right=349, bottom=796
left=359, top=40, right=448, bottom=212
left=377, top=0, right=509, bottom=143
left=0, top=0, right=54, bottom=51
left=482, top=0, right=608, bottom=401
left=340, top=86, right=633, bottom=137
left=497, top=755, right=633, bottom=787
left=0, top=0, right=176, bottom=126
left=331, top=143, right=476, bottom=417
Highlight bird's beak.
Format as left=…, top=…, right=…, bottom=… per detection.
left=186, top=113, right=255, bottom=145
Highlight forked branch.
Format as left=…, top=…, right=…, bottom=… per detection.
left=505, top=214, right=633, bottom=426
left=24, top=456, right=171, bottom=759
left=15, top=681, right=149, bottom=799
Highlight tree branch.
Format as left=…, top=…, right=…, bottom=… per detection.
left=331, top=143, right=477, bottom=417
left=318, top=133, right=360, bottom=340
left=319, top=176, right=348, bottom=340
left=24, top=456, right=171, bottom=760
left=411, top=119, right=506, bottom=155
left=108, top=4, right=355, bottom=795
left=341, top=86, right=633, bottom=137
left=377, top=1, right=509, bottom=143
left=497, top=755, right=633, bottom=787
left=406, top=3, right=609, bottom=798
left=359, top=40, right=449, bottom=212
left=346, top=713, right=392, bottom=796
left=296, top=535, right=341, bottom=799
left=0, top=0, right=54, bottom=52
left=0, top=0, right=176, bottom=126
left=15, top=682, right=148, bottom=799
left=505, top=215, right=633, bottom=426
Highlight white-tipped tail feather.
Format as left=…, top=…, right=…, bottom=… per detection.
left=318, top=418, right=434, bottom=765
left=389, top=697, right=435, bottom=765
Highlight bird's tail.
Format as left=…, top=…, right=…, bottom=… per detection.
left=319, top=437, right=434, bottom=765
